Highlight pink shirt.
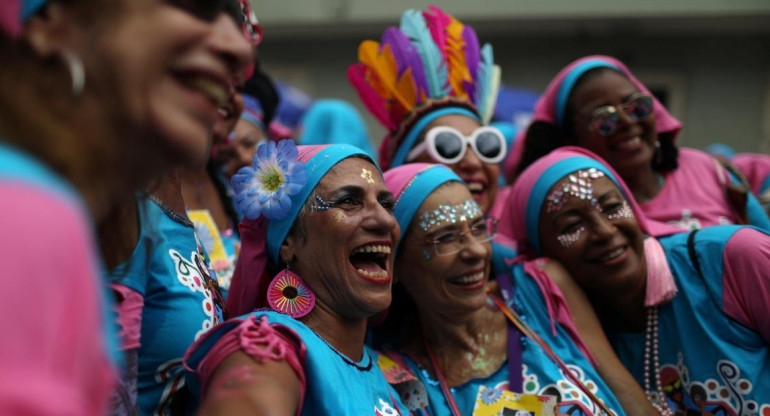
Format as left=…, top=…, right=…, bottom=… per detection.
left=0, top=183, right=115, bottom=415
left=642, top=148, right=741, bottom=230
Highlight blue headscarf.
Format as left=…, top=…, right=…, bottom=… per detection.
left=384, top=163, right=463, bottom=256
left=298, top=99, right=377, bottom=160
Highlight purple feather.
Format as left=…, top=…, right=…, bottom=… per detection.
left=381, top=27, right=429, bottom=99
left=463, top=26, right=481, bottom=81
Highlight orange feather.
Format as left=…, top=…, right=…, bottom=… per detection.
left=358, top=40, right=415, bottom=112
left=445, top=16, right=471, bottom=100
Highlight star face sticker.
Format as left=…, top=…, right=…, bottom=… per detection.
left=361, top=168, right=375, bottom=184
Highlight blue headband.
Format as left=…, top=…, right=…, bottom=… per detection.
left=22, top=0, right=48, bottom=20
left=526, top=156, right=622, bottom=254
left=390, top=107, right=480, bottom=168
left=266, top=145, right=375, bottom=265
left=393, top=165, right=462, bottom=256
left=555, top=60, right=619, bottom=126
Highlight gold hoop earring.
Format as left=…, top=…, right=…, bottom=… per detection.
left=57, top=49, right=85, bottom=99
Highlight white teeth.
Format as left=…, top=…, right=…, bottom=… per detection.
left=599, top=247, right=625, bottom=262
left=468, top=182, right=484, bottom=191
left=628, top=136, right=641, bottom=144
left=189, top=76, right=228, bottom=107
left=352, top=245, right=391, bottom=255
left=449, top=271, right=484, bottom=285
left=356, top=268, right=388, bottom=278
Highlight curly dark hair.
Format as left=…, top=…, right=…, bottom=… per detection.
left=516, top=67, right=678, bottom=175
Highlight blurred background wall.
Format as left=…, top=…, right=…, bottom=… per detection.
left=249, top=0, right=770, bottom=153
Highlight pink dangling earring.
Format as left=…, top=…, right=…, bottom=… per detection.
left=267, top=265, right=315, bottom=318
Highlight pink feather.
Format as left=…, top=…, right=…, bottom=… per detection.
left=422, top=6, right=451, bottom=60
left=347, top=64, right=397, bottom=131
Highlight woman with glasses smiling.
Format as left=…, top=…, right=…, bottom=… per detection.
left=349, top=6, right=507, bottom=216
left=506, top=55, right=769, bottom=233
left=376, top=163, right=659, bottom=416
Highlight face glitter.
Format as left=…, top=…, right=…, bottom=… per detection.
left=418, top=199, right=483, bottom=232
left=333, top=211, right=345, bottom=224
left=556, top=226, right=585, bottom=248
left=361, top=168, right=375, bottom=184
left=422, top=248, right=431, bottom=262
left=546, top=168, right=605, bottom=213
left=606, top=200, right=634, bottom=221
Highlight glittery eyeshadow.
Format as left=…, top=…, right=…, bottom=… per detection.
left=418, top=199, right=483, bottom=232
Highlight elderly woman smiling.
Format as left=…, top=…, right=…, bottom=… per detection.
left=377, top=164, right=658, bottom=416
left=184, top=141, right=408, bottom=415
left=503, top=147, right=770, bottom=415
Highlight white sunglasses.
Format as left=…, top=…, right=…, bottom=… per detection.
left=406, top=126, right=507, bottom=165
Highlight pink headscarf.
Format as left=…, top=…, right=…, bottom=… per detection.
left=0, top=1, right=21, bottom=37
left=501, top=146, right=679, bottom=306
left=503, top=55, right=683, bottom=180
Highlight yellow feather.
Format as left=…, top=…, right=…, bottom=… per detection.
left=359, top=41, right=413, bottom=111
left=445, top=17, right=471, bottom=100
left=395, top=68, right=417, bottom=112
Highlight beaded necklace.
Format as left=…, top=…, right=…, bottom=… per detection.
left=643, top=306, right=673, bottom=416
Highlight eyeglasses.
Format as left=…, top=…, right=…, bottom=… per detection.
left=165, top=0, right=263, bottom=46
left=586, top=93, right=654, bottom=137
left=406, top=126, right=507, bottom=165
left=428, top=217, right=498, bottom=256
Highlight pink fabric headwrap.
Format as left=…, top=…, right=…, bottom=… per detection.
left=501, top=146, right=679, bottom=305
left=503, top=55, right=683, bottom=180
left=0, top=1, right=21, bottom=37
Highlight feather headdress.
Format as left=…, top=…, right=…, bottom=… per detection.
left=348, top=6, right=501, bottom=168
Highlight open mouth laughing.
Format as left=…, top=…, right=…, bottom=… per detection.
left=349, top=242, right=392, bottom=284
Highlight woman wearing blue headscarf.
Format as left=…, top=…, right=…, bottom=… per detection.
left=503, top=147, right=770, bottom=415
left=185, top=141, right=409, bottom=415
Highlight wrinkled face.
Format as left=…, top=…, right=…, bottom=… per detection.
left=538, top=174, right=646, bottom=299
left=396, top=182, right=492, bottom=314
left=83, top=0, right=253, bottom=168
left=410, top=114, right=499, bottom=213
left=285, top=158, right=400, bottom=319
left=570, top=70, right=658, bottom=177
left=215, top=118, right=266, bottom=179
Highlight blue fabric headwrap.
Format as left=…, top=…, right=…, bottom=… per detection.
left=266, top=144, right=375, bottom=265
left=554, top=59, right=620, bottom=126
left=22, top=0, right=48, bottom=20
left=390, top=107, right=480, bottom=169
left=526, top=156, right=622, bottom=254
left=390, top=165, right=462, bottom=256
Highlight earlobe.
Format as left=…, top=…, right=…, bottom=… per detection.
left=279, top=235, right=296, bottom=266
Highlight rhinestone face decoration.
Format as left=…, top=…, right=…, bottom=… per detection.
left=607, top=200, right=634, bottom=221
left=546, top=168, right=606, bottom=213
left=311, top=195, right=333, bottom=212
left=418, top=199, right=483, bottom=232
left=557, top=226, right=585, bottom=247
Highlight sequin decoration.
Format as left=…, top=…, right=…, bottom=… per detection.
left=557, top=226, right=585, bottom=248
left=418, top=199, right=483, bottom=232
left=546, top=169, right=605, bottom=213
left=267, top=269, right=315, bottom=318
left=422, top=249, right=431, bottom=262
left=607, top=200, right=634, bottom=221
left=311, top=195, right=333, bottom=211
left=361, top=168, right=375, bottom=184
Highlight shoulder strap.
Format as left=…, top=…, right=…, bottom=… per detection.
left=686, top=229, right=703, bottom=278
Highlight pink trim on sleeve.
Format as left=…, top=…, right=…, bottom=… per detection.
left=111, top=283, right=144, bottom=350
left=191, top=316, right=307, bottom=409
left=722, top=228, right=770, bottom=343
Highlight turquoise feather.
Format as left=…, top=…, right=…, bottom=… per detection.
left=399, top=9, right=449, bottom=98
left=475, top=43, right=499, bottom=122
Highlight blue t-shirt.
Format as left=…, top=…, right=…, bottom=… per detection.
left=110, top=195, right=225, bottom=415
left=610, top=226, right=770, bottom=416
left=186, top=310, right=410, bottom=416
left=390, top=243, right=625, bottom=416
